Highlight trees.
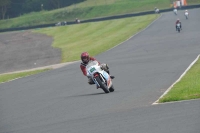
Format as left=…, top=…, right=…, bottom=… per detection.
left=0, top=0, right=11, bottom=19
left=0, top=0, right=85, bottom=20
left=50, top=0, right=61, bottom=9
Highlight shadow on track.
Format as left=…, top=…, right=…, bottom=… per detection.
left=70, top=92, right=106, bottom=97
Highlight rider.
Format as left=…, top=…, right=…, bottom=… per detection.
left=175, top=18, right=182, bottom=31
left=80, top=52, right=115, bottom=85
left=173, top=8, right=177, bottom=14
left=154, top=7, right=159, bottom=13
left=185, top=10, right=189, bottom=16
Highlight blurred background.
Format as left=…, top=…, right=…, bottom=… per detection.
left=0, top=0, right=200, bottom=29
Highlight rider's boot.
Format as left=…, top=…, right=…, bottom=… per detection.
left=88, top=77, right=95, bottom=85
left=106, top=70, right=115, bottom=79
left=110, top=75, right=115, bottom=79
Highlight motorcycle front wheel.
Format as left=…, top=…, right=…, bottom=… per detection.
left=109, top=85, right=115, bottom=92
left=95, top=76, right=109, bottom=93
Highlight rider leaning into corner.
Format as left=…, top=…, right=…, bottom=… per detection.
left=175, top=18, right=182, bottom=31
left=80, top=52, right=115, bottom=85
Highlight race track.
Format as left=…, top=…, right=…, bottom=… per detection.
left=0, top=31, right=61, bottom=74
left=0, top=8, right=200, bottom=133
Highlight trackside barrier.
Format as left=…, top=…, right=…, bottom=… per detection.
left=0, top=4, right=199, bottom=33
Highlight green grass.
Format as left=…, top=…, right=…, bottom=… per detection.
left=1, top=0, right=199, bottom=29
left=188, top=0, right=200, bottom=5
left=0, top=0, right=185, bottom=29
left=35, top=14, right=159, bottom=62
left=158, top=57, right=200, bottom=103
left=0, top=69, right=49, bottom=84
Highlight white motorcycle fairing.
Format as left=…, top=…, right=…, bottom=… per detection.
left=86, top=60, right=114, bottom=93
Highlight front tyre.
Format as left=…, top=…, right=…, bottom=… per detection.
left=95, top=76, right=109, bottom=93
left=178, top=28, right=180, bottom=33
left=109, top=85, right=115, bottom=92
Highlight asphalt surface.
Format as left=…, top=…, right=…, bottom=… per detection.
left=0, top=8, right=200, bottom=133
left=0, top=31, right=61, bottom=74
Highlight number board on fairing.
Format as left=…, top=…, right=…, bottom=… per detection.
left=90, top=67, right=96, bottom=73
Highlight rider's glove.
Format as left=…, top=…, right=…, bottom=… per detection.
left=100, top=64, right=104, bottom=70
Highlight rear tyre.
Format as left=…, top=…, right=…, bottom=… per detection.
left=95, top=76, right=109, bottom=93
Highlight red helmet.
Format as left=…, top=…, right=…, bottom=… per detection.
left=81, top=52, right=90, bottom=64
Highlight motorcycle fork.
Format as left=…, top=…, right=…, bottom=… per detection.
left=93, top=78, right=100, bottom=87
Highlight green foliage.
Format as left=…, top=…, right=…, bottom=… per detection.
left=0, top=0, right=11, bottom=19
left=0, top=0, right=170, bottom=29
left=1, top=0, right=200, bottom=29
left=1, top=0, right=200, bottom=21
left=0, top=0, right=11, bottom=5
left=188, top=0, right=200, bottom=4
left=3, top=0, right=85, bottom=19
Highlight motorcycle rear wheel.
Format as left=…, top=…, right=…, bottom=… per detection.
left=95, top=76, right=109, bottom=93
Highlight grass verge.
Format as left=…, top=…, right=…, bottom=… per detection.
left=1, top=0, right=200, bottom=29
left=0, top=0, right=181, bottom=29
left=158, top=56, right=200, bottom=103
left=35, top=14, right=159, bottom=62
left=0, top=69, right=49, bottom=84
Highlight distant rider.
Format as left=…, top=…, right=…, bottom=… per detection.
left=80, top=52, right=115, bottom=85
left=175, top=18, right=182, bottom=31
left=184, top=10, right=189, bottom=17
left=173, top=8, right=177, bottom=15
left=154, top=7, right=159, bottom=13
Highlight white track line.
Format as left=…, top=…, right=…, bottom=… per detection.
left=0, top=61, right=80, bottom=84
left=153, top=54, right=200, bottom=105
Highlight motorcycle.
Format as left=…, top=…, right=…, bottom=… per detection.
left=155, top=8, right=159, bottom=14
left=86, top=60, right=114, bottom=93
left=185, top=12, right=189, bottom=19
left=176, top=23, right=181, bottom=33
left=173, top=9, right=177, bottom=15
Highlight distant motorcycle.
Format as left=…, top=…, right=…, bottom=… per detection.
left=86, top=60, right=114, bottom=93
left=173, top=9, right=177, bottom=15
left=155, top=8, right=159, bottom=14
left=185, top=12, right=189, bottom=19
left=176, top=23, right=181, bottom=33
